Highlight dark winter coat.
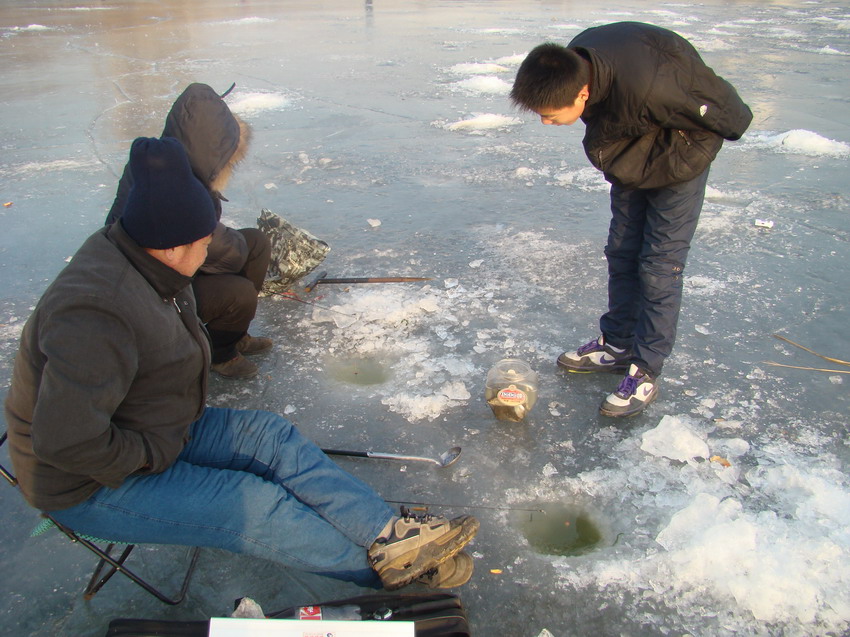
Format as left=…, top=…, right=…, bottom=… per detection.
left=4, top=222, right=210, bottom=511
left=569, top=22, right=753, bottom=189
left=105, top=83, right=249, bottom=274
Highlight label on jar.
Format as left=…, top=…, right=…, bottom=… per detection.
left=497, top=385, right=526, bottom=405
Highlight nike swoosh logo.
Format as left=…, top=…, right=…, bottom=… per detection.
left=599, top=355, right=617, bottom=364
left=641, top=385, right=654, bottom=397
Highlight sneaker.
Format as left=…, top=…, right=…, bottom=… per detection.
left=557, top=335, right=631, bottom=373
left=599, top=364, right=658, bottom=417
left=416, top=551, right=474, bottom=589
left=211, top=352, right=259, bottom=379
left=236, top=334, right=273, bottom=356
left=368, top=507, right=479, bottom=591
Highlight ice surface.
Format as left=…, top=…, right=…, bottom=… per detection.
left=1, top=0, right=850, bottom=636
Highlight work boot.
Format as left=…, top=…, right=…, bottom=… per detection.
left=211, top=352, right=258, bottom=380
left=557, top=335, right=631, bottom=373
left=416, top=551, right=474, bottom=589
left=368, top=507, right=479, bottom=591
left=236, top=333, right=273, bottom=356
left=599, top=364, right=658, bottom=417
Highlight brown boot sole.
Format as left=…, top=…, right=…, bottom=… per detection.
left=379, top=516, right=479, bottom=591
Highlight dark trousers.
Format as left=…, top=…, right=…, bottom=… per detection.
left=599, top=168, right=710, bottom=377
left=193, top=228, right=271, bottom=363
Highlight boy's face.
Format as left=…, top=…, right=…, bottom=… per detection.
left=534, top=85, right=590, bottom=126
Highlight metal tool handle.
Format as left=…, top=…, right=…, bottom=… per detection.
left=322, top=448, right=440, bottom=466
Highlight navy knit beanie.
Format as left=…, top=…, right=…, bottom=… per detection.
left=121, top=136, right=217, bottom=249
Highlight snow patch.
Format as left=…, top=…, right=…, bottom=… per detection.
left=228, top=91, right=292, bottom=116
left=744, top=129, right=850, bottom=157
left=451, top=76, right=512, bottom=96
left=440, top=113, right=522, bottom=133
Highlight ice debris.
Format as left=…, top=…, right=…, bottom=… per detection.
left=640, top=415, right=710, bottom=463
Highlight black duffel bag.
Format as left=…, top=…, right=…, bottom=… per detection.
left=105, top=592, right=471, bottom=637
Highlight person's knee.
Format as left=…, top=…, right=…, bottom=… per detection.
left=201, top=276, right=259, bottom=330
left=639, top=259, right=684, bottom=293
left=238, top=228, right=271, bottom=258
left=605, top=247, right=640, bottom=275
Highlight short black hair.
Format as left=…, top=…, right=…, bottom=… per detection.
left=510, top=43, right=589, bottom=112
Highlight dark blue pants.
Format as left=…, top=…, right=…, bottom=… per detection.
left=599, top=168, right=710, bottom=377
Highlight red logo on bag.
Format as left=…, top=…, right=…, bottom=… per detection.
left=298, top=605, right=323, bottom=620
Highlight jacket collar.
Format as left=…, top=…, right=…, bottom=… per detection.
left=107, top=221, right=195, bottom=300
left=572, top=46, right=611, bottom=110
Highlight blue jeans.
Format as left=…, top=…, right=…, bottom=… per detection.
left=48, top=407, right=394, bottom=586
left=600, top=168, right=710, bottom=376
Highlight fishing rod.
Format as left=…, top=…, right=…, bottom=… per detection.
left=386, top=499, right=544, bottom=514
left=303, top=271, right=432, bottom=293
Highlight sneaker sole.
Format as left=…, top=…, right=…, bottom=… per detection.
left=379, top=517, right=479, bottom=591
left=419, top=551, right=474, bottom=589
left=557, top=358, right=630, bottom=374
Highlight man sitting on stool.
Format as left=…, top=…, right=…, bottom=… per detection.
left=5, top=137, right=478, bottom=591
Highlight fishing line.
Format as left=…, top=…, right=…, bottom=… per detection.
left=270, top=290, right=357, bottom=317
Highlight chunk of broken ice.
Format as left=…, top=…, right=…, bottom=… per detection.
left=641, top=415, right=710, bottom=462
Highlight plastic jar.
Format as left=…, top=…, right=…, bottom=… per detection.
left=485, top=358, right=539, bottom=422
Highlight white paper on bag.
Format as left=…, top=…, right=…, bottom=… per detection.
left=208, top=618, right=415, bottom=637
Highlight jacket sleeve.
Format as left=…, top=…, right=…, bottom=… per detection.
left=199, top=221, right=249, bottom=275
left=29, top=298, right=151, bottom=487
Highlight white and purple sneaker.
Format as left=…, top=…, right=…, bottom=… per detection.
left=557, top=335, right=631, bottom=373
left=599, top=364, right=659, bottom=417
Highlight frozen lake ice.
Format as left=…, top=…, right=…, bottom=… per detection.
left=1, top=0, right=849, bottom=635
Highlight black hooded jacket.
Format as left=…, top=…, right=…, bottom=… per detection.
left=106, top=83, right=249, bottom=274
left=569, top=22, right=753, bottom=189
left=5, top=222, right=209, bottom=511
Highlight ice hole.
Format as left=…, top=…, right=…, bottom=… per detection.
left=325, top=355, right=391, bottom=385
left=516, top=502, right=603, bottom=556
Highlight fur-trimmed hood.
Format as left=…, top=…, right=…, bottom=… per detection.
left=162, top=83, right=251, bottom=191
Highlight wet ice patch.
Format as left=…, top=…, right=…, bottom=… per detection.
left=704, top=185, right=756, bottom=204
left=686, top=275, right=727, bottom=297
left=743, top=129, right=850, bottom=157
left=2, top=158, right=101, bottom=177
left=0, top=317, right=24, bottom=344
left=228, top=91, right=293, bottom=116
left=550, top=167, right=609, bottom=192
